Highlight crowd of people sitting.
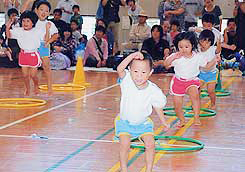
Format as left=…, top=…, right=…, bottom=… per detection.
left=0, top=0, right=244, bottom=74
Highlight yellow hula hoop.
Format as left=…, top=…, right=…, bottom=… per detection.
left=39, top=84, right=86, bottom=91
left=0, top=98, right=47, bottom=108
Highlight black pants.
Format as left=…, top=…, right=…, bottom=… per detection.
left=85, top=56, right=99, bottom=67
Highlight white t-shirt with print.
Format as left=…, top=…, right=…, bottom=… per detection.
left=10, top=27, right=43, bottom=51
left=35, top=20, right=58, bottom=41
left=119, top=70, right=167, bottom=125
left=169, top=52, right=207, bottom=79
left=200, top=46, right=217, bottom=72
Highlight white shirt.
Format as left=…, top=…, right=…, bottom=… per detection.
left=200, top=46, right=217, bottom=72
left=36, top=20, right=58, bottom=41
left=169, top=52, right=207, bottom=79
left=129, top=23, right=151, bottom=43
left=10, top=27, right=43, bottom=51
left=119, top=70, right=167, bottom=125
left=56, top=0, right=78, bottom=23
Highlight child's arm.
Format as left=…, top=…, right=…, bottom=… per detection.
left=46, top=33, right=59, bottom=45
left=154, top=107, right=170, bottom=131
left=21, top=0, right=34, bottom=13
left=215, top=38, right=222, bottom=54
left=163, top=53, right=180, bottom=69
left=117, top=51, right=143, bottom=78
left=5, top=19, right=14, bottom=39
left=44, top=22, right=51, bottom=47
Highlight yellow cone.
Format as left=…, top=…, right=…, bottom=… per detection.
left=72, top=56, right=91, bottom=87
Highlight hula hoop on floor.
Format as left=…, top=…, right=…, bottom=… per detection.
left=39, top=84, right=86, bottom=91
left=200, top=89, right=231, bottom=98
left=0, top=98, right=47, bottom=108
left=163, top=106, right=216, bottom=117
left=130, top=135, right=204, bottom=151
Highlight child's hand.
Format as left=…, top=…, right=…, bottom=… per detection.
left=230, top=44, right=236, bottom=51
left=6, top=19, right=14, bottom=29
left=174, top=52, right=182, bottom=59
left=162, top=123, right=170, bottom=132
left=216, top=54, right=221, bottom=63
left=46, top=22, right=51, bottom=30
left=130, top=51, right=144, bottom=60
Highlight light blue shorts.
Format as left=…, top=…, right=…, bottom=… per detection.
left=38, top=41, right=50, bottom=57
left=199, top=70, right=217, bottom=83
left=114, top=116, right=154, bottom=141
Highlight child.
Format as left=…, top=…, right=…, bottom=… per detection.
left=115, top=51, right=169, bottom=172
left=70, top=5, right=83, bottom=32
left=170, top=20, right=180, bottom=43
left=23, top=0, right=59, bottom=95
left=0, top=35, right=13, bottom=61
left=198, top=30, right=221, bottom=110
left=164, top=32, right=218, bottom=127
left=6, top=10, right=50, bottom=96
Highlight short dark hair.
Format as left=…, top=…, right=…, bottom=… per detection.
left=126, top=0, right=135, bottom=5
left=227, top=18, right=235, bottom=25
left=7, top=8, right=19, bottom=17
left=199, top=29, right=215, bottom=46
left=95, top=25, right=106, bottom=34
left=96, top=19, right=107, bottom=29
left=173, top=31, right=198, bottom=51
left=72, top=5, right=80, bottom=10
left=151, top=25, right=163, bottom=38
left=170, top=20, right=180, bottom=27
left=70, top=20, right=79, bottom=26
left=36, top=1, right=51, bottom=12
left=130, top=51, right=153, bottom=70
left=20, top=10, right=39, bottom=27
left=53, top=8, right=62, bottom=16
left=202, top=13, right=215, bottom=24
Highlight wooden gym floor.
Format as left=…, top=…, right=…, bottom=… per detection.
left=0, top=68, right=244, bottom=172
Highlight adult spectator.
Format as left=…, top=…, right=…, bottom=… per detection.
left=126, top=0, right=143, bottom=25
left=102, top=0, right=126, bottom=55
left=70, top=5, right=83, bottom=32
left=84, top=26, right=108, bottom=67
left=161, top=20, right=171, bottom=44
left=182, top=0, right=204, bottom=31
left=202, top=0, right=222, bottom=31
left=235, top=0, right=245, bottom=50
left=221, top=18, right=237, bottom=59
left=4, top=0, right=21, bottom=19
left=158, top=0, right=167, bottom=24
left=141, top=25, right=170, bottom=73
left=122, top=10, right=151, bottom=51
left=50, top=8, right=67, bottom=35
left=163, top=0, right=185, bottom=30
left=56, top=0, right=78, bottom=23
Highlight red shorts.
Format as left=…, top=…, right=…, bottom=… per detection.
left=19, top=50, right=41, bottom=68
left=170, top=75, right=200, bottom=96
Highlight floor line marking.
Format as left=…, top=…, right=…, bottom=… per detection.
left=0, top=83, right=118, bottom=130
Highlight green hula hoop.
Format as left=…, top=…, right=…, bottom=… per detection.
left=130, top=135, right=204, bottom=151
left=163, top=106, right=216, bottom=117
left=200, top=89, right=231, bottom=98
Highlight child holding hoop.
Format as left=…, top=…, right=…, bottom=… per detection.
left=6, top=10, right=50, bottom=96
left=164, top=32, right=218, bottom=127
left=115, top=51, right=169, bottom=172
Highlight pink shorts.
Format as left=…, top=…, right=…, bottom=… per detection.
left=170, top=75, right=200, bottom=96
left=19, top=50, right=41, bottom=68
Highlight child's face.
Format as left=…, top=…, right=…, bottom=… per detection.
left=162, top=21, right=170, bottom=33
left=73, top=8, right=79, bottom=13
left=22, top=18, right=33, bottom=30
left=95, top=31, right=104, bottom=39
left=130, top=60, right=152, bottom=88
left=53, top=12, right=62, bottom=20
left=64, top=31, right=71, bottom=38
left=9, top=13, right=18, bottom=20
left=70, top=22, right=78, bottom=31
left=199, top=39, right=211, bottom=51
left=171, top=24, right=178, bottom=32
left=178, top=39, right=193, bottom=57
left=202, top=21, right=213, bottom=30
left=35, top=4, right=50, bottom=21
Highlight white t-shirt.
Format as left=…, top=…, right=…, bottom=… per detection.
left=10, top=27, right=43, bottom=51
left=56, top=0, right=78, bottom=23
left=119, top=70, right=167, bottom=125
left=200, top=46, right=217, bottom=72
left=36, top=20, right=58, bottom=41
left=169, top=52, right=207, bottom=79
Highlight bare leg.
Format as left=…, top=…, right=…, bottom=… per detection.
left=207, top=83, right=216, bottom=110
left=30, top=68, right=39, bottom=95
left=187, top=86, right=201, bottom=125
left=141, top=134, right=155, bottom=172
left=42, top=56, right=52, bottom=95
left=173, top=95, right=185, bottom=127
left=5, top=51, right=13, bottom=61
left=21, top=67, right=30, bottom=96
left=119, top=135, right=131, bottom=172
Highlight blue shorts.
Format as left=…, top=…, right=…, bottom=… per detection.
left=38, top=41, right=50, bottom=57
left=199, top=70, right=217, bottom=83
left=114, top=116, right=154, bottom=141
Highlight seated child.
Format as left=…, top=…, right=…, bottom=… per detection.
left=0, top=35, right=13, bottom=61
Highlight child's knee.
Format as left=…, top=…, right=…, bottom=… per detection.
left=144, top=140, right=155, bottom=150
